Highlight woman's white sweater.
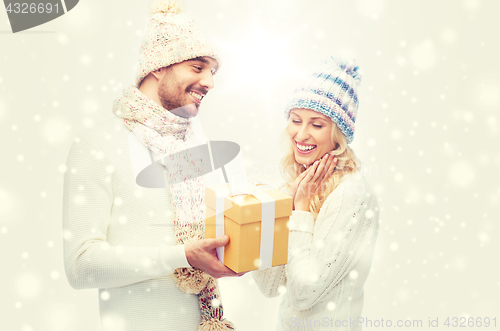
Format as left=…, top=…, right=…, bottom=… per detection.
left=253, top=173, right=379, bottom=331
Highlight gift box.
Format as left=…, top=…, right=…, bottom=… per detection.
left=205, top=183, right=292, bottom=273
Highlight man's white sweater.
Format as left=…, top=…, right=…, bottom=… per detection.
left=63, top=117, right=201, bottom=331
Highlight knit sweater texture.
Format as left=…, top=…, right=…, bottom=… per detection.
left=253, top=173, right=379, bottom=331
left=63, top=117, right=201, bottom=331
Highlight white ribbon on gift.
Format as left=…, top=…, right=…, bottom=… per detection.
left=213, top=183, right=276, bottom=270
left=251, top=186, right=275, bottom=270
left=215, top=187, right=230, bottom=263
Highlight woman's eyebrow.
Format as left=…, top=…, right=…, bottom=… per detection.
left=290, top=112, right=327, bottom=122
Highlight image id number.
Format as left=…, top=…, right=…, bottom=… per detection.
left=444, top=317, right=497, bottom=328
left=6, top=2, right=60, bottom=14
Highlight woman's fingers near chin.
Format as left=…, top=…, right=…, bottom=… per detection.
left=322, top=156, right=333, bottom=175
left=312, top=161, right=324, bottom=182
left=313, top=160, right=324, bottom=178
left=328, top=157, right=337, bottom=171
left=316, top=155, right=331, bottom=179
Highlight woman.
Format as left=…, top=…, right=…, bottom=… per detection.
left=253, top=57, right=379, bottom=331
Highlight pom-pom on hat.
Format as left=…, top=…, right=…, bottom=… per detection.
left=135, top=0, right=220, bottom=87
left=285, top=56, right=362, bottom=144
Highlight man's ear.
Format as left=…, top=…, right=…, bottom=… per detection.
left=150, top=67, right=166, bottom=81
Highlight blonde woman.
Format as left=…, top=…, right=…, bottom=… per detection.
left=253, top=58, right=379, bottom=331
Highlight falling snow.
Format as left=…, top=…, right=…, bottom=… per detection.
left=448, top=161, right=475, bottom=187
left=43, top=118, right=71, bottom=144
left=1, top=1, right=499, bottom=330
left=0, top=100, right=5, bottom=123
left=16, top=273, right=41, bottom=299
left=410, top=40, right=437, bottom=70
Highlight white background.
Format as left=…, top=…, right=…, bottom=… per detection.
left=1, top=0, right=499, bottom=330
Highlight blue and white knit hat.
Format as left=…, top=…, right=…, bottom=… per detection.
left=285, top=57, right=362, bottom=144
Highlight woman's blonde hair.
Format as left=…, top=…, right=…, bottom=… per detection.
left=280, top=118, right=360, bottom=219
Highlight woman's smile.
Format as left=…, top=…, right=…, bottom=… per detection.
left=295, top=141, right=317, bottom=154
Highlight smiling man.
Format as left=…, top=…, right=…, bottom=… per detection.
left=139, top=56, right=218, bottom=119
left=63, top=1, right=237, bottom=331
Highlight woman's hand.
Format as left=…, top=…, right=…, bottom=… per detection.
left=293, top=154, right=337, bottom=211
left=288, top=165, right=312, bottom=203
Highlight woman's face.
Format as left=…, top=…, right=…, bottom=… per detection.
left=287, top=108, right=336, bottom=167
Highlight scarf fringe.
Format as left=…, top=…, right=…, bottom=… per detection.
left=198, top=318, right=235, bottom=331
left=173, top=267, right=210, bottom=294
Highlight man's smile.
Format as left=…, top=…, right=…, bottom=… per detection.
left=188, top=90, right=205, bottom=103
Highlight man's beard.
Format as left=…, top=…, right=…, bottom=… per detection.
left=157, top=72, right=201, bottom=118
left=158, top=85, right=185, bottom=111
left=158, top=84, right=199, bottom=118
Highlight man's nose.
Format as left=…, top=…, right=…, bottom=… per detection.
left=200, top=71, right=214, bottom=90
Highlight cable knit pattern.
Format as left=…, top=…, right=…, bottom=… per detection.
left=253, top=173, right=379, bottom=331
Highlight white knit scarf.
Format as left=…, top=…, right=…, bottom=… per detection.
left=113, top=87, right=234, bottom=331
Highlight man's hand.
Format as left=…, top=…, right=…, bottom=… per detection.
left=185, top=235, right=245, bottom=278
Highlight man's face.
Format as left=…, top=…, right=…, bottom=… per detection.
left=157, top=57, right=218, bottom=118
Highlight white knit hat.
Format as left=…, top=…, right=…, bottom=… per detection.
left=135, top=0, right=220, bottom=86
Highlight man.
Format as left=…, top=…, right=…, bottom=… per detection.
left=63, top=1, right=237, bottom=330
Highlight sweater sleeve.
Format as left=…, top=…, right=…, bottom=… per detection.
left=285, top=180, right=379, bottom=311
left=62, top=137, right=190, bottom=290
left=252, top=265, right=286, bottom=298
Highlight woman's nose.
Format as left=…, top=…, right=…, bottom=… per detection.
left=296, top=125, right=310, bottom=141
